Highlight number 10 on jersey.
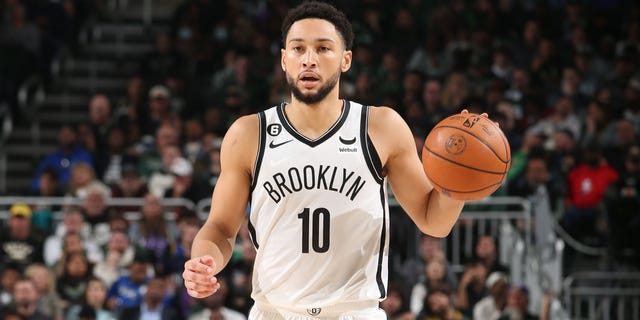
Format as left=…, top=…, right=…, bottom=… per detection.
left=297, top=208, right=330, bottom=253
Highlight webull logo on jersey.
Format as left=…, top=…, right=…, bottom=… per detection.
left=263, top=165, right=366, bottom=203
left=338, top=146, right=358, bottom=153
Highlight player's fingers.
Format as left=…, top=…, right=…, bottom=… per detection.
left=480, top=112, right=489, bottom=118
left=199, top=255, right=216, bottom=267
left=186, top=283, right=220, bottom=299
left=461, top=109, right=469, bottom=114
left=184, top=278, right=219, bottom=292
left=182, top=269, right=217, bottom=285
left=184, top=257, right=215, bottom=275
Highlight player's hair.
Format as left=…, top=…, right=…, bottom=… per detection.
left=281, top=1, right=354, bottom=50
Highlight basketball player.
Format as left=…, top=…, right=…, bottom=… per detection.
left=183, top=2, right=479, bottom=319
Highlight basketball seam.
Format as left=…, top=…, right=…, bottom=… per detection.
left=423, top=145, right=509, bottom=175
left=434, top=125, right=510, bottom=164
left=426, top=170, right=503, bottom=193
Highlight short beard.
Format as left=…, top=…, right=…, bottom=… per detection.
left=286, top=69, right=340, bottom=104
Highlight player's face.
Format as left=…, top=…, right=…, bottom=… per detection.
left=282, top=18, right=352, bottom=104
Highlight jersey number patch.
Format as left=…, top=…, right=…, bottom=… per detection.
left=297, top=207, right=330, bottom=253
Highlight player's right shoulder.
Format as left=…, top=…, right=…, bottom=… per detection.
left=220, top=114, right=260, bottom=169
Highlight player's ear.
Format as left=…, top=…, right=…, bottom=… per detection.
left=341, top=50, right=352, bottom=73
left=281, top=48, right=287, bottom=72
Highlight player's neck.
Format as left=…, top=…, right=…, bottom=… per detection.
left=285, top=96, right=344, bottom=140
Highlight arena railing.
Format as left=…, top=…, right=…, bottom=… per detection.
left=0, top=196, right=195, bottom=222
left=0, top=103, right=12, bottom=194
left=563, top=272, right=640, bottom=320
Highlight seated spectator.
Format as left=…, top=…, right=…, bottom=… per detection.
left=129, top=193, right=177, bottom=276
left=455, top=260, right=488, bottom=317
left=410, top=252, right=455, bottom=315
left=106, top=251, right=153, bottom=314
left=110, top=158, right=148, bottom=215
left=9, top=277, right=52, bottom=320
left=93, top=125, right=138, bottom=187
left=168, top=210, right=200, bottom=276
left=605, top=145, right=640, bottom=264
left=163, top=156, right=211, bottom=203
left=0, top=203, right=45, bottom=270
left=473, top=272, right=510, bottom=320
left=402, top=234, right=457, bottom=293
left=81, top=183, right=114, bottom=246
left=30, top=125, right=93, bottom=193
left=509, top=153, right=565, bottom=212
left=64, top=277, right=114, bottom=320
left=24, top=264, right=62, bottom=320
left=380, top=282, right=414, bottom=320
left=56, top=252, right=93, bottom=306
left=500, top=285, right=538, bottom=320
left=120, top=277, right=176, bottom=320
left=44, top=207, right=102, bottom=267
left=419, top=289, right=466, bottom=320
left=93, top=230, right=136, bottom=288
left=474, top=235, right=509, bottom=275
left=0, top=264, right=21, bottom=306
left=67, top=162, right=110, bottom=199
left=147, top=144, right=181, bottom=198
left=562, top=143, right=618, bottom=244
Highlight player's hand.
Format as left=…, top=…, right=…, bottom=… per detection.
left=183, top=255, right=221, bottom=298
left=461, top=109, right=499, bottom=127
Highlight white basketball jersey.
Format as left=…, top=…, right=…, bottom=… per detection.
left=249, top=100, right=389, bottom=311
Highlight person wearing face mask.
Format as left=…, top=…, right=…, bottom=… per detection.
left=605, top=145, right=640, bottom=265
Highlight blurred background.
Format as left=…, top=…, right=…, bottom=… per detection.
left=0, top=0, right=639, bottom=319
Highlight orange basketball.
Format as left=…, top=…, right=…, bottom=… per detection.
left=421, top=113, right=511, bottom=200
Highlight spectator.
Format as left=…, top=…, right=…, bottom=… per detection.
left=562, top=143, right=618, bottom=244
left=455, top=260, right=488, bottom=316
left=30, top=125, right=93, bottom=193
left=473, top=272, right=509, bottom=320
left=509, top=154, right=565, bottom=212
left=64, top=277, right=113, bottom=320
left=81, top=183, right=113, bottom=246
left=139, top=124, right=180, bottom=179
left=0, top=203, right=45, bottom=269
left=605, top=145, right=640, bottom=264
left=381, top=280, right=415, bottom=320
left=87, top=94, right=113, bottom=155
left=181, top=118, right=205, bottom=164
left=500, top=285, right=538, bottom=320
left=68, top=162, right=110, bottom=199
left=129, top=193, right=177, bottom=277
left=56, top=252, right=93, bottom=306
left=44, top=207, right=102, bottom=267
left=188, top=276, right=245, bottom=320
left=410, top=253, right=455, bottom=315
left=93, top=125, right=137, bottom=186
left=474, top=235, right=509, bottom=274
left=114, top=75, right=146, bottom=127
left=109, top=158, right=149, bottom=214
left=0, top=264, right=21, bottom=306
left=106, top=252, right=152, bottom=314
left=10, top=277, right=52, bottom=320
left=419, top=289, right=466, bottom=320
left=119, top=277, right=176, bottom=320
left=24, top=264, right=63, bottom=320
left=140, top=85, right=180, bottom=137
left=163, top=156, right=211, bottom=203
left=93, top=230, right=136, bottom=288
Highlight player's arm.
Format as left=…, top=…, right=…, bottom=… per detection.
left=184, top=114, right=258, bottom=297
left=369, top=107, right=464, bottom=237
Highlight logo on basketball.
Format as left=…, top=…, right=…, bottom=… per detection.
left=463, top=116, right=480, bottom=128
left=445, top=134, right=466, bottom=154
left=307, top=308, right=322, bottom=316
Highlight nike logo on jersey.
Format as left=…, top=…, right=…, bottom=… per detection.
left=339, top=136, right=356, bottom=145
left=269, top=139, right=293, bottom=148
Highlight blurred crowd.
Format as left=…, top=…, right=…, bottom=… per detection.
left=2, top=0, right=640, bottom=319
